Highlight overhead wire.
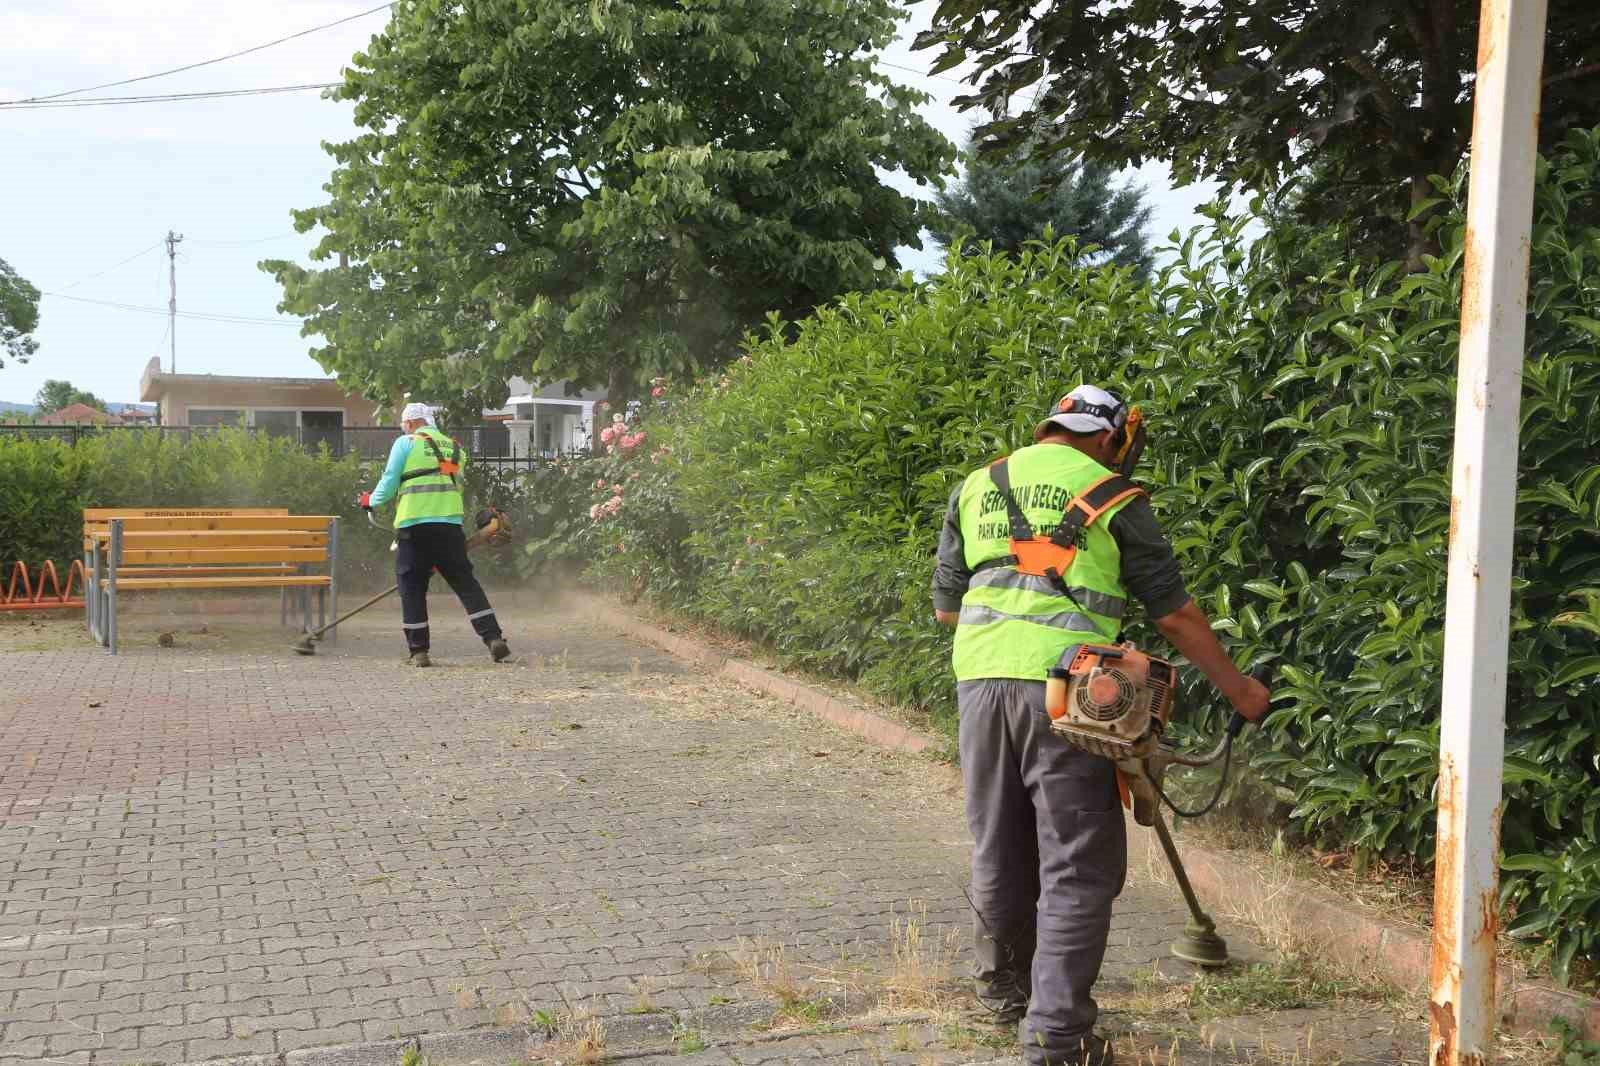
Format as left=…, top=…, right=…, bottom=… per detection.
left=57, top=242, right=164, bottom=291
left=0, top=84, right=340, bottom=110
left=1, top=2, right=392, bottom=105
left=40, top=291, right=302, bottom=327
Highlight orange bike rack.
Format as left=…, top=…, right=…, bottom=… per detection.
left=0, top=560, right=87, bottom=612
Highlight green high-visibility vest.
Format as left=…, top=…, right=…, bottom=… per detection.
left=395, top=426, right=466, bottom=526
left=951, top=443, right=1134, bottom=682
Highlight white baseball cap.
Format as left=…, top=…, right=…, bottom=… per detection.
left=1033, top=384, right=1126, bottom=441
left=401, top=402, right=435, bottom=425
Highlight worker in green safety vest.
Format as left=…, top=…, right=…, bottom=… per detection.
left=359, top=402, right=511, bottom=668
left=932, top=384, right=1270, bottom=1066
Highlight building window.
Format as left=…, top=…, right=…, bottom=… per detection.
left=189, top=408, right=244, bottom=427
left=252, top=410, right=298, bottom=438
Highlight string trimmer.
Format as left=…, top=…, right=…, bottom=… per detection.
left=1047, top=643, right=1273, bottom=967
left=289, top=507, right=513, bottom=655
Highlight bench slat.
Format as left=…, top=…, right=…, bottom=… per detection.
left=109, top=566, right=299, bottom=578
left=88, top=531, right=329, bottom=549
left=117, top=548, right=329, bottom=565
left=101, top=576, right=333, bottom=591
left=84, top=515, right=333, bottom=533
left=82, top=507, right=289, bottom=520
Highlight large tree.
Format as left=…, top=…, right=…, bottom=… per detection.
left=1, top=258, right=40, bottom=369
left=915, top=1, right=1600, bottom=267
left=266, top=0, right=956, bottom=415
left=33, top=380, right=105, bottom=415
left=929, top=141, right=1154, bottom=275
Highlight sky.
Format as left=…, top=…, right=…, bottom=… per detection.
left=0, top=0, right=1225, bottom=408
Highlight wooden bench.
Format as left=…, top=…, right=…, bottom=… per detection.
left=83, top=508, right=340, bottom=654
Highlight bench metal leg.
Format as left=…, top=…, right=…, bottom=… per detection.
left=328, top=517, right=340, bottom=645
left=107, top=521, right=121, bottom=655
left=318, top=586, right=326, bottom=633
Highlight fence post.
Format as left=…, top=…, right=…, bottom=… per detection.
left=1430, top=1, right=1548, bottom=1063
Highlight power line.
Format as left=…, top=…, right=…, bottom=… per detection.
left=0, top=84, right=339, bottom=110
left=40, top=290, right=302, bottom=327
left=1, top=2, right=393, bottom=105
left=58, top=242, right=164, bottom=291
left=876, top=57, right=969, bottom=87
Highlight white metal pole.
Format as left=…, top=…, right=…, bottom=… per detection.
left=1430, top=1, right=1547, bottom=1063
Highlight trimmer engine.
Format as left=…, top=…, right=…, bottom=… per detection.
left=1046, top=643, right=1176, bottom=761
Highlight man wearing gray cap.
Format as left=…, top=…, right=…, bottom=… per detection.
left=932, top=384, right=1269, bottom=1065
left=359, top=402, right=511, bottom=667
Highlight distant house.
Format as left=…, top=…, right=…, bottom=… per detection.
left=107, top=403, right=158, bottom=426
left=486, top=377, right=605, bottom=456
left=133, top=358, right=599, bottom=458
left=139, top=358, right=384, bottom=450
left=35, top=403, right=124, bottom=426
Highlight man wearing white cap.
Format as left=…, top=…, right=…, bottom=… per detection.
left=359, top=402, right=510, bottom=667
left=931, top=384, right=1269, bottom=1065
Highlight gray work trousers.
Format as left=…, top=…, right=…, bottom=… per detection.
left=958, top=679, right=1127, bottom=1065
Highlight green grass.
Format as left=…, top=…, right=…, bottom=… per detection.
left=1184, top=957, right=1384, bottom=1020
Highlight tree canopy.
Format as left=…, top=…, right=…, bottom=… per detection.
left=916, top=0, right=1600, bottom=266
left=1, top=258, right=40, bottom=369
left=266, top=0, right=957, bottom=415
left=33, top=380, right=106, bottom=415
left=928, top=141, right=1153, bottom=275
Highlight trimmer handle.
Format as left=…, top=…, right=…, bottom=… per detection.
left=1225, top=663, right=1276, bottom=738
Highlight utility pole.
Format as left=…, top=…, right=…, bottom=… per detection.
left=165, top=229, right=184, bottom=372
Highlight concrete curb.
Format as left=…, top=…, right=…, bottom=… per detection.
left=573, top=593, right=938, bottom=756
left=174, top=1002, right=934, bottom=1066
left=1177, top=843, right=1600, bottom=1040
left=577, top=590, right=1600, bottom=1042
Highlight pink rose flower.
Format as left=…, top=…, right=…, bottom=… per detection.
left=651, top=386, right=666, bottom=398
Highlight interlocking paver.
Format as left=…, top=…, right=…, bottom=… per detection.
left=0, top=603, right=1432, bottom=1065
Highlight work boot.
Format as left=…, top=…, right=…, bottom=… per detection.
left=409, top=650, right=432, bottom=668
left=488, top=639, right=511, bottom=663
left=1034, top=1032, right=1113, bottom=1066
left=972, top=971, right=1029, bottom=1027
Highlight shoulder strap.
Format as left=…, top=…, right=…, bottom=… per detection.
left=988, top=459, right=1035, bottom=542
left=1050, top=473, right=1144, bottom=548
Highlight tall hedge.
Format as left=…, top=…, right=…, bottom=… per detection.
left=577, top=129, right=1600, bottom=980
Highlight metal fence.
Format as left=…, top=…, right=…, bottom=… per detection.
left=0, top=423, right=591, bottom=466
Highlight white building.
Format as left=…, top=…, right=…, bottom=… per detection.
left=483, top=378, right=607, bottom=457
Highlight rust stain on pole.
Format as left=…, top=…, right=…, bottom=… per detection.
left=1431, top=752, right=1463, bottom=1066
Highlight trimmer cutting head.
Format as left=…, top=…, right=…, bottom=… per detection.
left=1172, top=917, right=1231, bottom=968
left=289, top=635, right=318, bottom=655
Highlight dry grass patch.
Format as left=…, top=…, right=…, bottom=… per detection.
left=733, top=937, right=833, bottom=1024
left=530, top=1006, right=606, bottom=1064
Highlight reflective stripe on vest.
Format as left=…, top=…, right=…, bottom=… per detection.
left=965, top=567, right=1126, bottom=618
left=398, top=482, right=459, bottom=496
left=950, top=442, right=1136, bottom=682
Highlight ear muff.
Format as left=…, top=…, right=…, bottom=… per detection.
left=1114, top=407, right=1146, bottom=476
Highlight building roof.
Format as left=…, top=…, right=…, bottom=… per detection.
left=36, top=403, right=124, bottom=425
left=139, top=357, right=351, bottom=401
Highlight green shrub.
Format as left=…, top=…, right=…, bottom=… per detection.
left=574, top=129, right=1600, bottom=979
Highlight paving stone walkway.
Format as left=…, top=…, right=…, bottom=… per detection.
left=0, top=598, right=1435, bottom=1066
